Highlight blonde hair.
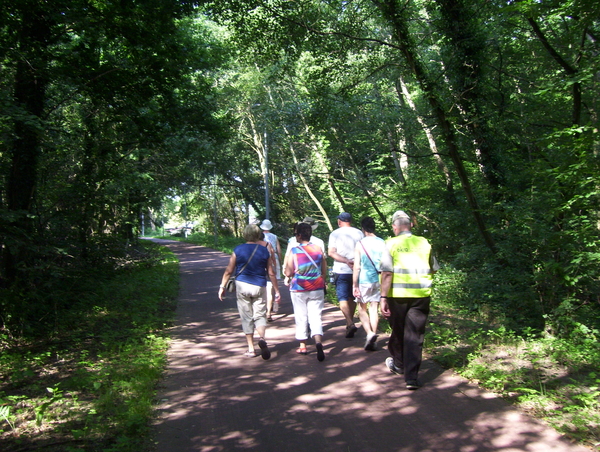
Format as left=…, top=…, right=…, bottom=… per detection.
left=243, top=224, right=263, bottom=242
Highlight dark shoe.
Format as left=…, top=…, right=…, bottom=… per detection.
left=258, top=339, right=271, bottom=360
left=406, top=380, right=420, bottom=390
left=267, top=316, right=273, bottom=322
left=385, top=357, right=404, bottom=375
left=316, top=342, right=325, bottom=362
left=345, top=324, right=358, bottom=338
left=364, top=333, right=378, bottom=351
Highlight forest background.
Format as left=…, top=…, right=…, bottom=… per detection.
left=0, top=0, right=599, bottom=450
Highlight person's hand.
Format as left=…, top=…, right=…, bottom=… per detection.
left=380, top=298, right=391, bottom=318
left=218, top=286, right=225, bottom=301
left=275, top=292, right=281, bottom=301
left=352, top=287, right=360, bottom=298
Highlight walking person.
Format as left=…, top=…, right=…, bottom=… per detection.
left=260, top=219, right=282, bottom=321
left=283, top=217, right=325, bottom=286
left=379, top=211, right=438, bottom=389
left=328, top=212, right=364, bottom=338
left=284, top=222, right=328, bottom=361
left=218, top=224, right=281, bottom=359
left=352, top=217, right=386, bottom=351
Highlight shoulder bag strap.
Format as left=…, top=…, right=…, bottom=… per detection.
left=236, top=244, right=259, bottom=277
left=360, top=240, right=378, bottom=271
left=294, top=245, right=321, bottom=275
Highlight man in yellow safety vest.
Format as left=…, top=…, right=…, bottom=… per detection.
left=379, top=210, right=438, bottom=390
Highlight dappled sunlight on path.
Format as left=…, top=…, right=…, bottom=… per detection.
left=150, top=240, right=589, bottom=452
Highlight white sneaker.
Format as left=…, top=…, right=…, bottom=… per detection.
left=364, top=333, right=378, bottom=351
left=385, top=357, right=404, bottom=375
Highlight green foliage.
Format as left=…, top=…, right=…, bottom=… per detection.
left=0, top=241, right=179, bottom=451
left=426, top=289, right=600, bottom=449
left=166, top=231, right=244, bottom=255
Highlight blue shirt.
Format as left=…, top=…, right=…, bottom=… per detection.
left=234, top=243, right=270, bottom=287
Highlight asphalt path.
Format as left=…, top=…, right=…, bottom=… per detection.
left=151, top=239, right=589, bottom=452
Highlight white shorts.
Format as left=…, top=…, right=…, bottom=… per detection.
left=356, top=282, right=381, bottom=303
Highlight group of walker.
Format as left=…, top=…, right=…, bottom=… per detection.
left=217, top=210, right=438, bottom=390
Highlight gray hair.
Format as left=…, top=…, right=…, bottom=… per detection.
left=393, top=216, right=411, bottom=228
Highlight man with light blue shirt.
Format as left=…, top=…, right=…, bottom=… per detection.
left=353, top=217, right=386, bottom=351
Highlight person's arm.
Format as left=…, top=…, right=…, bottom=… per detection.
left=320, top=252, right=328, bottom=283
left=379, top=271, right=392, bottom=317
left=218, top=253, right=236, bottom=301
left=276, top=239, right=282, bottom=263
left=352, top=244, right=362, bottom=298
left=378, top=244, right=393, bottom=316
left=267, top=260, right=281, bottom=301
left=329, top=246, right=353, bottom=268
left=284, top=250, right=295, bottom=279
left=266, top=242, right=276, bottom=274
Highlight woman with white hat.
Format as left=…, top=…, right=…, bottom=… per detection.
left=260, top=219, right=282, bottom=321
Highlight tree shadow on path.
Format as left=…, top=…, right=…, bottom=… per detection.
left=151, top=240, right=588, bottom=452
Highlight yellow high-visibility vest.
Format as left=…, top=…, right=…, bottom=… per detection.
left=386, top=234, right=433, bottom=298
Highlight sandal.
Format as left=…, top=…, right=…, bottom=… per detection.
left=296, top=347, right=308, bottom=355
left=267, top=316, right=273, bottom=322
left=244, top=350, right=257, bottom=357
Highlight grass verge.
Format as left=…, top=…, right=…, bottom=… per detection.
left=426, top=268, right=600, bottom=450
left=0, top=241, right=179, bottom=451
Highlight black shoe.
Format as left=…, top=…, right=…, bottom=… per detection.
left=345, top=325, right=358, bottom=338
left=316, top=342, right=325, bottom=362
left=406, top=380, right=420, bottom=390
left=258, top=339, right=271, bottom=360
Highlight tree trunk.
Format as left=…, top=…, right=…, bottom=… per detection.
left=2, top=9, right=50, bottom=284
left=395, top=76, right=455, bottom=200
left=373, top=0, right=498, bottom=255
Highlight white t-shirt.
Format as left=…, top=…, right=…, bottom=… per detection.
left=286, top=235, right=325, bottom=256
left=328, top=226, right=364, bottom=274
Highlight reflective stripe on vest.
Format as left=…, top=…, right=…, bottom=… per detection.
left=386, top=235, right=433, bottom=298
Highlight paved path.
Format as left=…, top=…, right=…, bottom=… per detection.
left=151, top=240, right=589, bottom=452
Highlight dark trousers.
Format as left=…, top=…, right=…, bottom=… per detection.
left=387, top=297, right=430, bottom=382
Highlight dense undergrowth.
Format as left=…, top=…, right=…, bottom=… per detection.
left=427, top=267, right=600, bottom=451
left=1, top=233, right=598, bottom=451
left=0, top=240, right=179, bottom=451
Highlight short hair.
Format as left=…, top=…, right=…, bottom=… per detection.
left=360, top=217, right=376, bottom=233
left=243, top=224, right=263, bottom=242
left=295, top=222, right=312, bottom=242
left=393, top=216, right=411, bottom=228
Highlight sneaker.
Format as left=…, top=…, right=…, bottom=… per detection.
left=258, top=339, right=271, bottom=360
left=406, top=380, right=420, bottom=390
left=316, top=342, right=325, bottom=362
left=385, top=357, right=404, bottom=376
left=345, top=324, right=358, bottom=338
left=364, top=333, right=378, bottom=351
